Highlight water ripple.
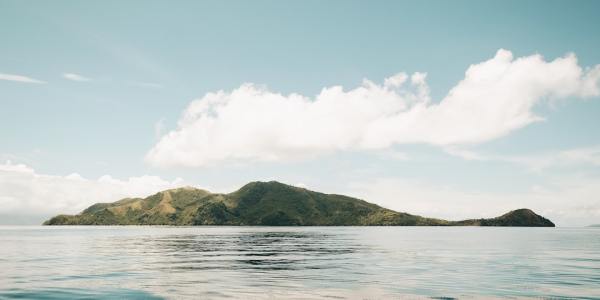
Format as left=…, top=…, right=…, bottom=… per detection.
left=0, top=226, right=599, bottom=299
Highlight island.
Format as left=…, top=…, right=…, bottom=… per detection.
left=44, top=181, right=555, bottom=227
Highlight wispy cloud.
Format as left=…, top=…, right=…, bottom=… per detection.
left=445, top=145, right=600, bottom=171
left=154, top=118, right=166, bottom=140
left=131, top=81, right=163, bottom=89
left=63, top=73, right=91, bottom=82
left=0, top=73, right=46, bottom=84
left=348, top=175, right=600, bottom=227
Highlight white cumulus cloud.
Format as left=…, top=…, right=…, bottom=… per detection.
left=63, top=73, right=91, bottom=82
left=0, top=161, right=185, bottom=220
left=0, top=73, right=46, bottom=84
left=146, top=49, right=600, bottom=167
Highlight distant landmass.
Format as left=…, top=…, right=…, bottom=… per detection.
left=44, top=181, right=555, bottom=227
left=588, top=224, right=600, bottom=227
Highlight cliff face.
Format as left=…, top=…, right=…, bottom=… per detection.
left=43, top=181, right=555, bottom=227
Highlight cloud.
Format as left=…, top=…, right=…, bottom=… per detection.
left=0, top=161, right=186, bottom=221
left=347, top=176, right=600, bottom=227
left=146, top=49, right=600, bottom=167
left=293, top=182, right=307, bottom=189
left=63, top=73, right=91, bottom=82
left=444, top=145, right=600, bottom=171
left=0, top=73, right=46, bottom=84
left=131, top=81, right=163, bottom=89
left=154, top=118, right=166, bottom=140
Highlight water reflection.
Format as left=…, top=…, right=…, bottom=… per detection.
left=0, top=288, right=163, bottom=300
left=141, top=231, right=362, bottom=272
left=0, top=226, right=599, bottom=299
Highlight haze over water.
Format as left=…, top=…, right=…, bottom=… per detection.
left=0, top=226, right=598, bottom=299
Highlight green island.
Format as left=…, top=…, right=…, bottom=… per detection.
left=44, top=181, right=555, bottom=227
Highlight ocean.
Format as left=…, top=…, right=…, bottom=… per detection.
left=0, top=226, right=598, bottom=299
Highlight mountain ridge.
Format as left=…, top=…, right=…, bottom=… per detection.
left=44, top=181, right=555, bottom=227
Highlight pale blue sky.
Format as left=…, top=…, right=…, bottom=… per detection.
left=1, top=0, right=600, bottom=225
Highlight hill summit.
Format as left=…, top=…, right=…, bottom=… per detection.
left=44, top=181, right=555, bottom=227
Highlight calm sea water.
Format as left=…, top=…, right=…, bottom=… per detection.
left=0, top=226, right=598, bottom=299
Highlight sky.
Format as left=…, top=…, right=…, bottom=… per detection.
left=1, top=0, right=600, bottom=226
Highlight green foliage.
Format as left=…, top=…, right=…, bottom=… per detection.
left=260, top=211, right=300, bottom=226
left=43, top=182, right=555, bottom=227
left=194, top=201, right=234, bottom=225
left=452, top=209, right=555, bottom=227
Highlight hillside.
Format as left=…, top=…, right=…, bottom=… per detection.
left=451, top=209, right=555, bottom=227
left=43, top=181, right=555, bottom=227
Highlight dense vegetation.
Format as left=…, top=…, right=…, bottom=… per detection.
left=44, top=181, right=554, bottom=227
left=452, top=208, right=555, bottom=227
